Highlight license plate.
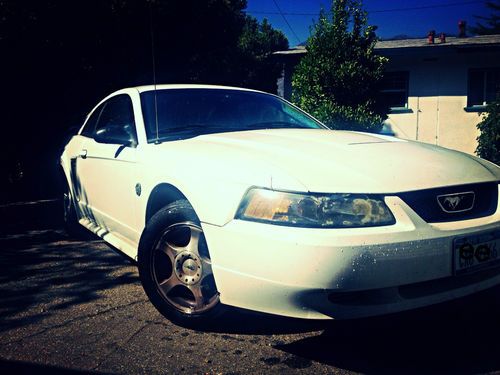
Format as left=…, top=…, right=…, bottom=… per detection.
left=454, top=230, right=500, bottom=275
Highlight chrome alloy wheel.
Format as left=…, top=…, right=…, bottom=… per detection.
left=151, top=222, right=219, bottom=314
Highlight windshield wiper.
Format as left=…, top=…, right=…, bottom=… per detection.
left=164, top=124, right=209, bottom=133
left=152, top=124, right=210, bottom=143
left=244, top=121, right=309, bottom=130
left=152, top=124, right=219, bottom=143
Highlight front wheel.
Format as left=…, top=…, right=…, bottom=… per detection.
left=138, top=200, right=222, bottom=326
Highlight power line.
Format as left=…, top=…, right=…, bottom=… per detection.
left=247, top=0, right=485, bottom=16
left=271, top=0, right=302, bottom=44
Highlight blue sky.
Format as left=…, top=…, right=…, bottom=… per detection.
left=245, top=0, right=492, bottom=46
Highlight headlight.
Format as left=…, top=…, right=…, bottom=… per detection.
left=235, top=188, right=395, bottom=228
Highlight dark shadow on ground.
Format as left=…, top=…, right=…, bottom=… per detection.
left=275, top=286, right=500, bottom=374
left=192, top=305, right=325, bottom=335
left=0, top=199, right=64, bottom=233
left=0, top=359, right=111, bottom=374
left=0, top=200, right=139, bottom=332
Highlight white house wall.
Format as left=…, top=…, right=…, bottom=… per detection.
left=384, top=48, right=500, bottom=155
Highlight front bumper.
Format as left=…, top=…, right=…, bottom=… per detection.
left=202, top=192, right=500, bottom=320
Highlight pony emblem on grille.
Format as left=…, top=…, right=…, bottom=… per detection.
left=437, top=192, right=475, bottom=213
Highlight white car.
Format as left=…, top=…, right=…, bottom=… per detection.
left=60, top=84, right=500, bottom=326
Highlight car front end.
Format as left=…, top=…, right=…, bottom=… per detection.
left=165, top=126, right=500, bottom=320
left=203, top=182, right=500, bottom=319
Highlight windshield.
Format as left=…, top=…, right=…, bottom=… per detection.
left=140, top=88, right=325, bottom=142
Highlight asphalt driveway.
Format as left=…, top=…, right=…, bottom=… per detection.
left=1, top=200, right=500, bottom=374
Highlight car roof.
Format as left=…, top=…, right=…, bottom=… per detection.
left=133, top=84, right=266, bottom=94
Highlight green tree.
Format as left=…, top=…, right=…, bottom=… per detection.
left=291, top=0, right=387, bottom=132
left=238, top=16, right=289, bottom=92
left=476, top=96, right=500, bottom=164
left=0, top=0, right=288, bottom=202
left=471, top=0, right=500, bottom=35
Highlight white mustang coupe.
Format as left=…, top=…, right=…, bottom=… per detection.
left=60, top=85, right=500, bottom=326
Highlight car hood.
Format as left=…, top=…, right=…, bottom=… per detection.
left=158, top=129, right=500, bottom=194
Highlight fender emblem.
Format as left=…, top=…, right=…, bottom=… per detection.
left=135, top=183, right=142, bottom=197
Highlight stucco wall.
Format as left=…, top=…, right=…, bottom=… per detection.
left=384, top=48, right=500, bottom=155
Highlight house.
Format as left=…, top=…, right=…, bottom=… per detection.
left=274, top=34, right=500, bottom=155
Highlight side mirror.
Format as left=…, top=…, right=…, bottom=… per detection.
left=94, top=125, right=137, bottom=147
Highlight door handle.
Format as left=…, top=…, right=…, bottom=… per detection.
left=78, top=149, right=88, bottom=159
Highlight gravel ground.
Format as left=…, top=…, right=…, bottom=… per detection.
left=1, top=200, right=500, bottom=374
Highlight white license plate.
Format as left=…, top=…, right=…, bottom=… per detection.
left=454, top=230, right=500, bottom=275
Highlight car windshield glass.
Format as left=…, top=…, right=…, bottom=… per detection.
left=140, top=88, right=325, bottom=142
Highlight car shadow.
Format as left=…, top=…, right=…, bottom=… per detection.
left=194, top=305, right=325, bottom=335
left=273, top=286, right=500, bottom=374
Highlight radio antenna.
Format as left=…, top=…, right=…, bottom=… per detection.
left=149, top=1, right=160, bottom=144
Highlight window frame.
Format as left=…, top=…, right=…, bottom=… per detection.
left=467, top=68, right=500, bottom=109
left=85, top=94, right=139, bottom=147
left=379, top=71, right=410, bottom=112
left=80, top=103, right=105, bottom=137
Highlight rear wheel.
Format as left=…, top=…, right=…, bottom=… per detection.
left=138, top=200, right=222, bottom=326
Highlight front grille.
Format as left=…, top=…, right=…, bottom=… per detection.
left=399, top=266, right=500, bottom=299
left=327, top=267, right=500, bottom=306
left=397, top=182, right=498, bottom=223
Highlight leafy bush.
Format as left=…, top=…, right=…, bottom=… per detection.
left=476, top=96, right=500, bottom=165
left=292, top=0, right=387, bottom=132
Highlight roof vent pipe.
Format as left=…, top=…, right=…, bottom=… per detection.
left=458, top=20, right=467, bottom=37
left=428, top=30, right=436, bottom=44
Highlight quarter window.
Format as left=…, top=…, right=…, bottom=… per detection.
left=467, top=68, right=500, bottom=107
left=81, top=103, right=104, bottom=137
left=95, top=94, right=138, bottom=144
left=379, top=71, right=409, bottom=111
left=96, top=95, right=136, bottom=132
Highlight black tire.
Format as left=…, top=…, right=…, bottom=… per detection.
left=138, top=199, right=223, bottom=327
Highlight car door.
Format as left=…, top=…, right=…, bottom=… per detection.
left=64, top=101, right=105, bottom=217
left=76, top=94, right=140, bottom=243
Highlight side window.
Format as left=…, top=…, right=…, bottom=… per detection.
left=379, top=71, right=409, bottom=111
left=467, top=68, right=500, bottom=107
left=95, top=94, right=138, bottom=146
left=80, top=103, right=104, bottom=137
